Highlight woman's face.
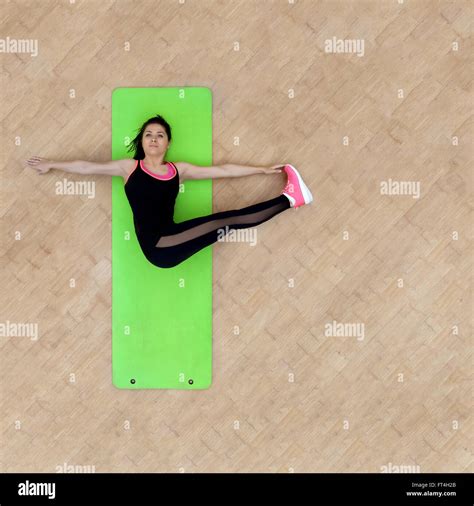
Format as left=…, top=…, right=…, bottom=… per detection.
left=142, top=123, right=170, bottom=158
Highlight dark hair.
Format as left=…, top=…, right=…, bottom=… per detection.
left=127, top=114, right=172, bottom=160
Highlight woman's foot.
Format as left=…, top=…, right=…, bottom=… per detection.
left=281, top=164, right=313, bottom=208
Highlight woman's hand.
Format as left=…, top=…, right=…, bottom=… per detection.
left=264, top=164, right=286, bottom=175
left=25, top=156, right=52, bottom=175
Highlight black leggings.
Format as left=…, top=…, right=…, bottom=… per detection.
left=142, top=195, right=291, bottom=268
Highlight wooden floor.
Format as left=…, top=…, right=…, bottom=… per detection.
left=1, top=0, right=472, bottom=473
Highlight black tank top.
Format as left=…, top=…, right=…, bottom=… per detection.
left=124, top=159, right=180, bottom=249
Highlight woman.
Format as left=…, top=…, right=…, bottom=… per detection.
left=25, top=114, right=313, bottom=268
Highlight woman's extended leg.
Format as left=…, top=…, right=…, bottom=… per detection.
left=147, top=195, right=291, bottom=268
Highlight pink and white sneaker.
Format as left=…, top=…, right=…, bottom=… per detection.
left=281, top=164, right=313, bottom=208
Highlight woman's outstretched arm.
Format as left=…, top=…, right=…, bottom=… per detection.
left=175, top=161, right=285, bottom=181
left=25, top=157, right=127, bottom=177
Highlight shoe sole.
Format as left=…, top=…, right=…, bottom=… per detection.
left=286, top=164, right=313, bottom=206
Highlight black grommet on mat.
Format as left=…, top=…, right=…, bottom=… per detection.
left=188, top=379, right=194, bottom=385
left=130, top=379, right=136, bottom=384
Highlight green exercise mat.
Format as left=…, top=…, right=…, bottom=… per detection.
left=111, top=87, right=213, bottom=389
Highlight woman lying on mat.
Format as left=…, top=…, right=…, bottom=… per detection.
left=25, top=114, right=313, bottom=268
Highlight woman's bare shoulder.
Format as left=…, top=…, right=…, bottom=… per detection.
left=119, top=158, right=138, bottom=171
left=119, top=159, right=139, bottom=179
